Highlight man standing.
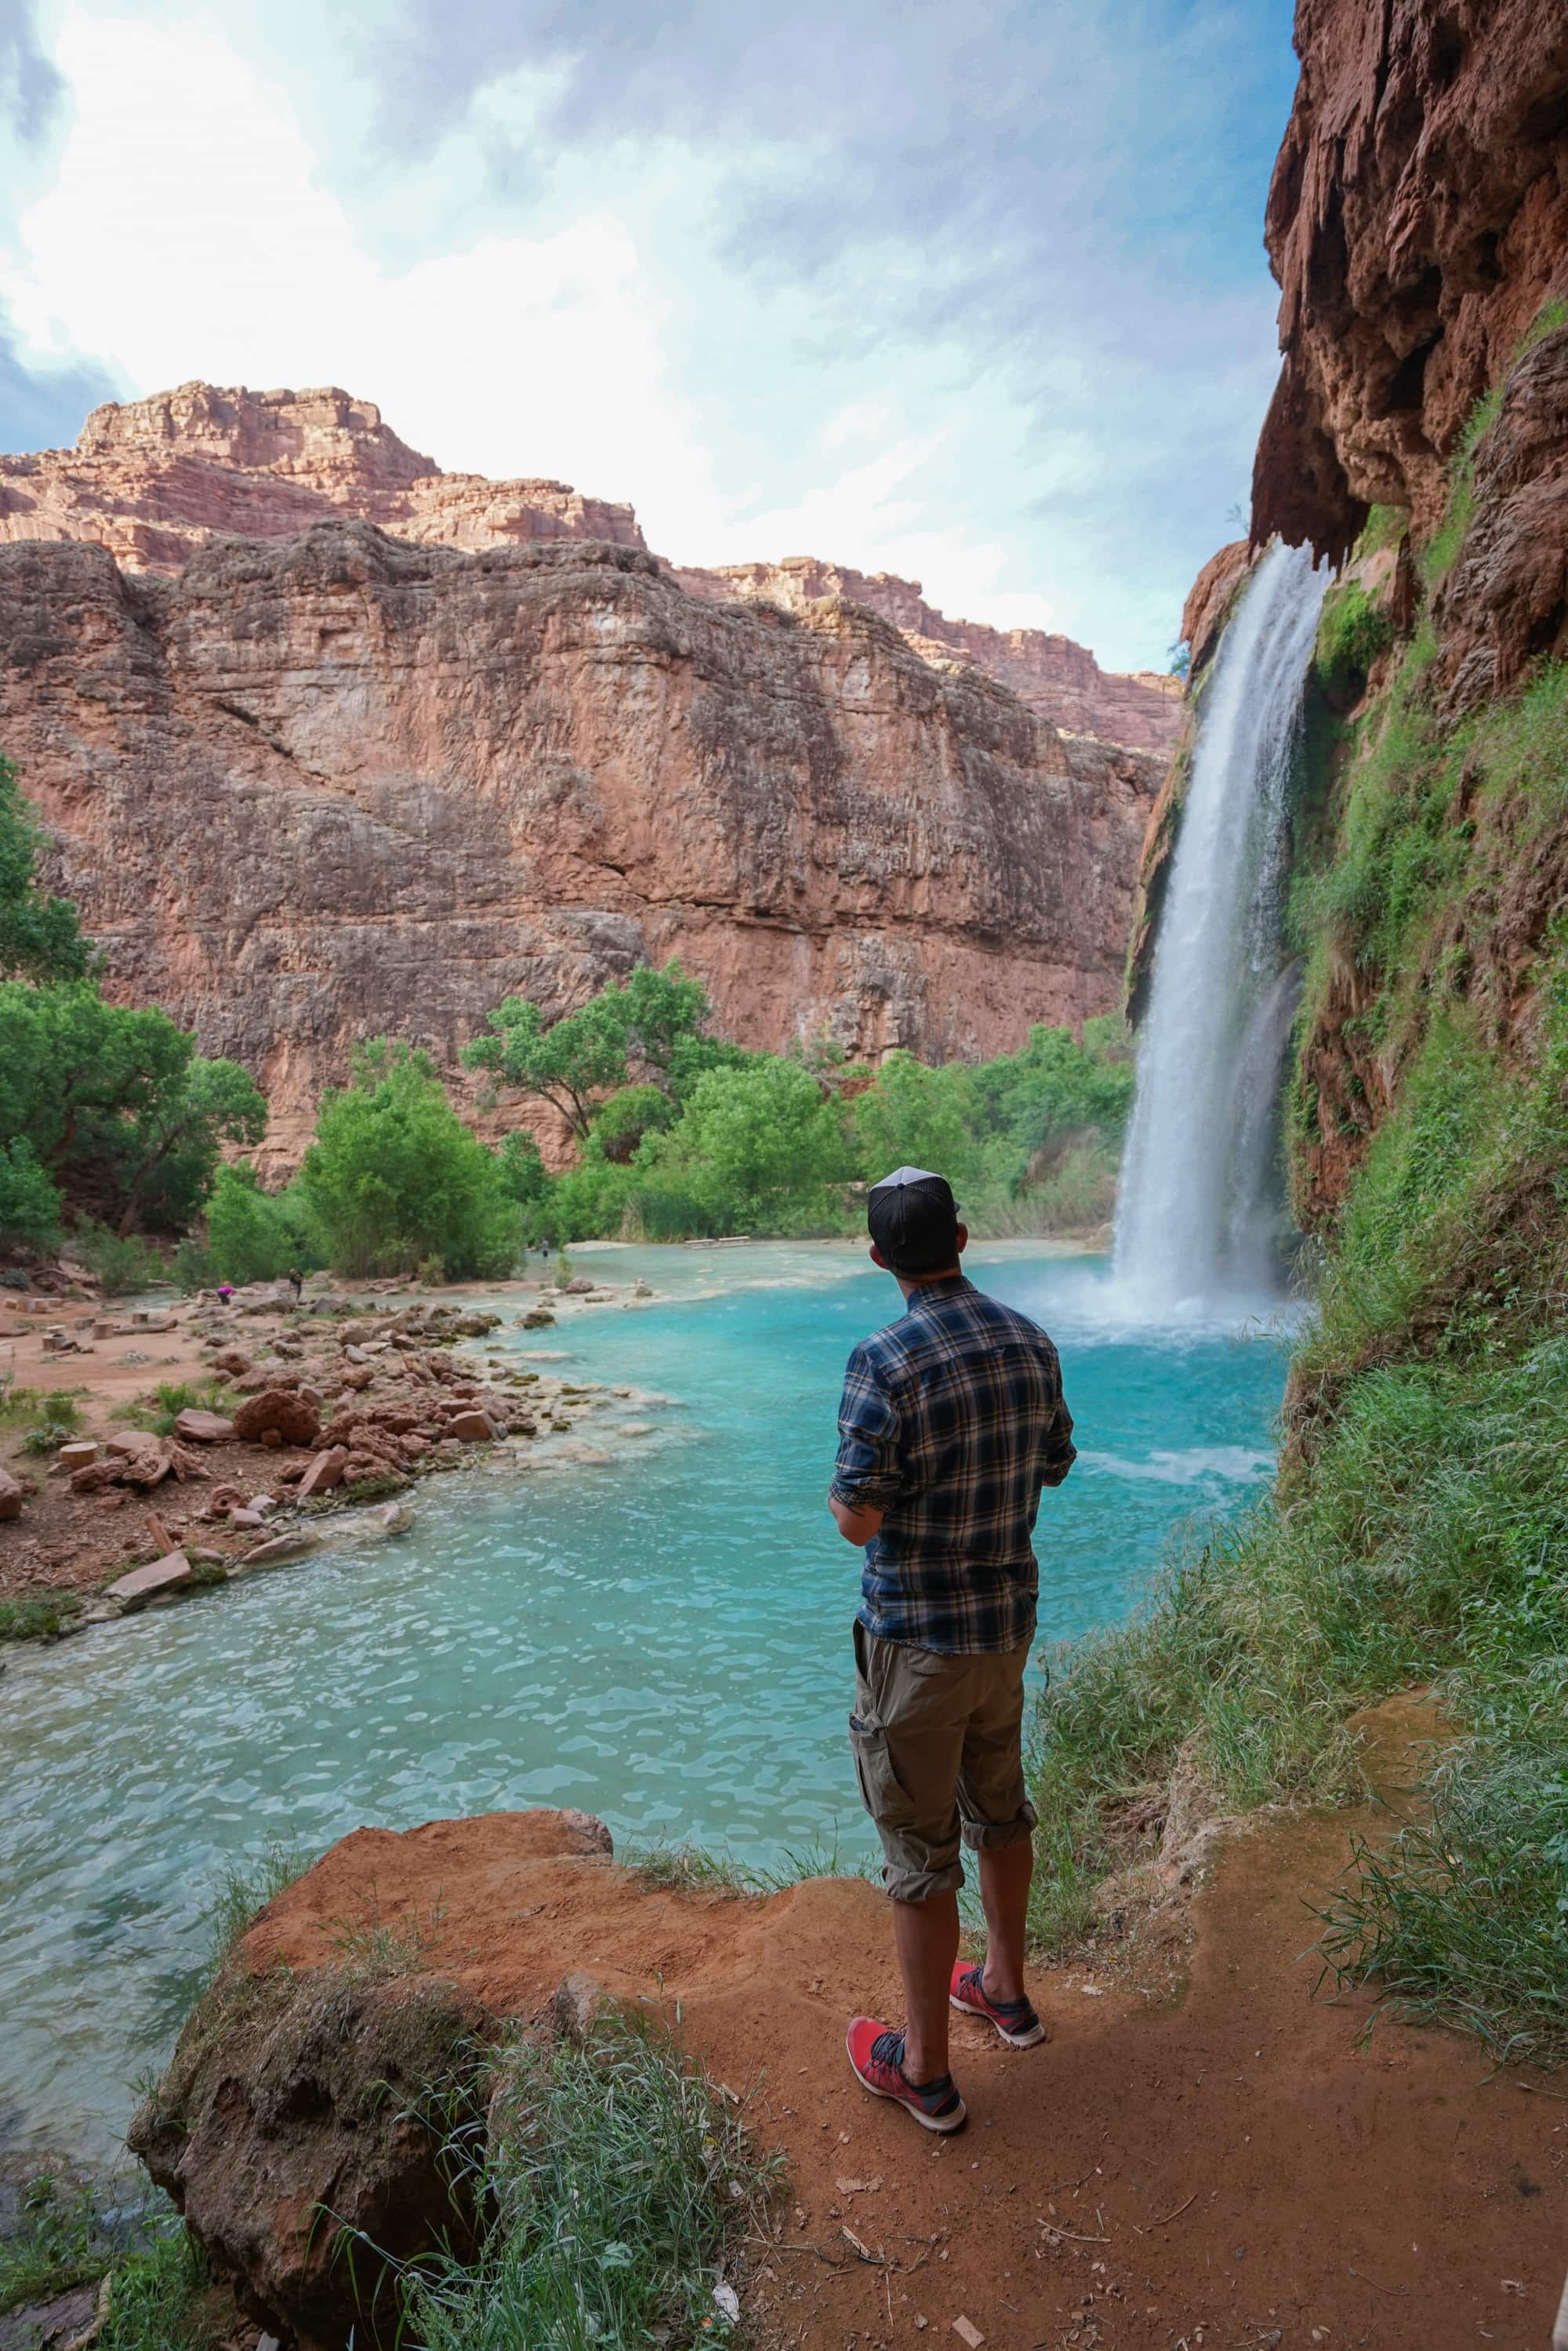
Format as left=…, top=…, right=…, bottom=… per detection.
left=829, top=1166, right=1076, bottom=2133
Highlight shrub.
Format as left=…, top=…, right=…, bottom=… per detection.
left=0, top=1136, right=60, bottom=1252
left=72, top=1223, right=165, bottom=1296
left=299, top=1043, right=521, bottom=1279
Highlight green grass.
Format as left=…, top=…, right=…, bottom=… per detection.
left=0, top=2176, right=103, bottom=2316
left=402, top=2014, right=780, bottom=2351
left=0, top=1384, right=82, bottom=1430
left=1314, top=580, right=1394, bottom=703
left=202, top=1837, right=314, bottom=1976
left=0, top=1593, right=83, bottom=1644
left=118, top=1379, right=238, bottom=1438
left=98, top=2222, right=213, bottom=2351
left=627, top=1833, right=875, bottom=1899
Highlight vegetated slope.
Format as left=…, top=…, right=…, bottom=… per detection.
left=1032, top=0, right=1568, bottom=2062
left=1, top=380, right=1180, bottom=753
left=0, top=525, right=1156, bottom=1162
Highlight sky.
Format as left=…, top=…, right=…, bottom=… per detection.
left=0, top=0, right=1300, bottom=674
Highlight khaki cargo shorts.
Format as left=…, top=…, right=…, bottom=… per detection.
left=848, top=1618, right=1039, bottom=1902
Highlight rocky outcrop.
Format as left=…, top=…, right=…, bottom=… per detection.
left=0, top=524, right=1158, bottom=1162
left=674, top=554, right=1182, bottom=754
left=0, top=380, right=645, bottom=574
left=1253, top=0, right=1568, bottom=562
left=2, top=381, right=1178, bottom=753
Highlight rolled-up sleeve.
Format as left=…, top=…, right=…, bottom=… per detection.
left=1040, top=1386, right=1076, bottom=1488
left=829, top=1343, right=905, bottom=1514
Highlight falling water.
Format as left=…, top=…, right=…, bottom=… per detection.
left=1114, top=539, right=1328, bottom=1314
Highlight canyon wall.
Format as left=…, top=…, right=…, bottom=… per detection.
left=673, top=554, right=1181, bottom=753
left=1, top=383, right=1179, bottom=754
left=0, top=525, right=1156, bottom=1161
left=1250, top=0, right=1568, bottom=1220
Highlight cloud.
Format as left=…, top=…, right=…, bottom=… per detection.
left=2, top=1, right=1300, bottom=670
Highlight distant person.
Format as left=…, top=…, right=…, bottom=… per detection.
left=540, top=1234, right=551, bottom=1263
left=288, top=1267, right=303, bottom=1303
left=216, top=1281, right=234, bottom=1306
left=829, top=1167, right=1076, bottom=2135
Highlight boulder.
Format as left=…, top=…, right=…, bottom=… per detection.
left=520, top=1308, right=555, bottom=1329
left=564, top=1277, right=596, bottom=1294
left=107, top=1550, right=194, bottom=1607
left=129, top=1970, right=487, bottom=2351
left=445, top=1409, right=503, bottom=1444
left=296, top=1447, right=349, bottom=1499
left=237, top=1530, right=322, bottom=1569
left=0, top=1466, right=23, bottom=1521
left=211, top=1348, right=252, bottom=1377
left=232, top=1390, right=321, bottom=1448
left=175, top=1409, right=237, bottom=1444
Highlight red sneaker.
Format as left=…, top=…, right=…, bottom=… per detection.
left=845, top=2018, right=967, bottom=2133
left=949, top=1960, right=1048, bottom=2048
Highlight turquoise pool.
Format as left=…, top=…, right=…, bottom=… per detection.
left=0, top=1241, right=1290, bottom=2158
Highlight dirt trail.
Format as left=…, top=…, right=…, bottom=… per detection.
left=247, top=1698, right=1566, bottom=2351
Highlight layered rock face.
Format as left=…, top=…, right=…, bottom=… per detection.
left=2, top=381, right=1179, bottom=752
left=0, top=525, right=1156, bottom=1160
left=0, top=380, right=647, bottom=575
left=1252, top=0, right=1568, bottom=569
left=674, top=554, right=1182, bottom=754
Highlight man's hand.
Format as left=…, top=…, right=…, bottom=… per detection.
left=829, top=1493, right=885, bottom=1546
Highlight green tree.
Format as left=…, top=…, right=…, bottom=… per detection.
left=851, top=1052, right=976, bottom=1185
left=0, top=755, right=91, bottom=983
left=641, top=1058, right=851, bottom=1230
left=299, top=1041, right=521, bottom=1278
left=198, top=1163, right=322, bottom=1285
left=0, top=1137, right=61, bottom=1252
left=463, top=962, right=717, bottom=1139
left=0, top=983, right=266, bottom=1233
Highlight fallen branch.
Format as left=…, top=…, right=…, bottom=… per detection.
left=1133, top=2189, right=1198, bottom=2233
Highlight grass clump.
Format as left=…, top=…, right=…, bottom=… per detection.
left=98, top=2220, right=213, bottom=2351
left=120, top=1378, right=236, bottom=1438
left=405, top=2014, right=779, bottom=2351
left=0, top=2175, right=103, bottom=2315
left=203, top=1837, right=314, bottom=1977
left=628, top=1832, right=876, bottom=1899
left=0, top=1383, right=82, bottom=1430
left=0, top=1593, right=83, bottom=1643
left=1314, top=580, right=1394, bottom=704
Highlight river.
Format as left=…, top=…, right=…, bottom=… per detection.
left=0, top=1239, right=1290, bottom=2160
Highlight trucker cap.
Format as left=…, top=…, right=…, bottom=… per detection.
left=866, top=1165, right=960, bottom=1276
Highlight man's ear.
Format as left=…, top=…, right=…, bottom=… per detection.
left=869, top=1242, right=889, bottom=1270
left=955, top=1223, right=969, bottom=1255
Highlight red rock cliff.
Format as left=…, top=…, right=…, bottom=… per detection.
left=0, top=525, right=1156, bottom=1160
left=1252, top=0, right=1568, bottom=563
left=673, top=555, right=1182, bottom=755
left=2, top=383, right=1179, bottom=754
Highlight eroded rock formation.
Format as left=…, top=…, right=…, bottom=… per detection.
left=2, top=381, right=1179, bottom=752
left=1252, top=0, right=1568, bottom=565
left=673, top=554, right=1182, bottom=754
left=0, top=380, right=645, bottom=574
left=0, top=524, right=1158, bottom=1160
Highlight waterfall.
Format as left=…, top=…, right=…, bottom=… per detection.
left=1114, top=539, right=1328, bottom=1315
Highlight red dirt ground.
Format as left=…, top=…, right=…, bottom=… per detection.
left=247, top=1698, right=1568, bottom=2351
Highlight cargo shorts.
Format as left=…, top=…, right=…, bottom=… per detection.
left=848, top=1618, right=1039, bottom=1902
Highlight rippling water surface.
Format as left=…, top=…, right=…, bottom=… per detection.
left=0, top=1241, right=1290, bottom=2157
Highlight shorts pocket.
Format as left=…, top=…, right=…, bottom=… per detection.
left=848, top=1710, right=916, bottom=1830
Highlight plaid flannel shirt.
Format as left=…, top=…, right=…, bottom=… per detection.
left=829, top=1274, right=1076, bottom=1655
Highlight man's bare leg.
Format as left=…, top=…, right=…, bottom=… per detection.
left=977, top=1838, right=1033, bottom=2005
left=892, top=1890, right=960, bottom=2082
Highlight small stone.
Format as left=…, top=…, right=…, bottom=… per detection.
left=447, top=1408, right=503, bottom=1443
left=296, top=1445, right=349, bottom=1498
left=107, top=1549, right=194, bottom=1606
left=0, top=1465, right=24, bottom=1520
left=952, top=2322, right=984, bottom=2349
left=238, top=1529, right=323, bottom=1568
left=58, top=1441, right=100, bottom=1468
left=174, top=1408, right=236, bottom=1444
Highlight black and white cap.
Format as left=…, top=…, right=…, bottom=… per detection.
left=866, top=1165, right=960, bottom=1276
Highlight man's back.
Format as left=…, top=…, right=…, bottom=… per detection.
left=830, top=1272, right=1075, bottom=1654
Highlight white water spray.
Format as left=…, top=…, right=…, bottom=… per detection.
left=1114, top=539, right=1328, bottom=1315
